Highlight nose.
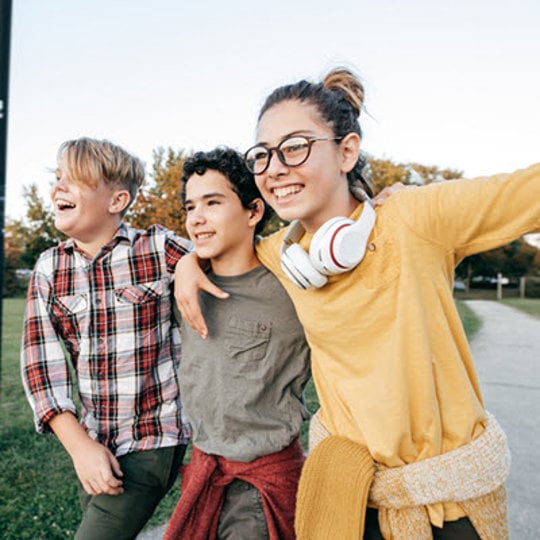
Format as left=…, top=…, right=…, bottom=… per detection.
left=186, top=207, right=206, bottom=227
left=265, top=149, right=288, bottom=178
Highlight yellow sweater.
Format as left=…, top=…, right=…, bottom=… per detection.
left=256, top=163, right=540, bottom=525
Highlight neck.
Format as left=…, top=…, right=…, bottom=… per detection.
left=74, top=223, right=121, bottom=258
left=210, top=247, right=260, bottom=276
left=302, top=192, right=359, bottom=233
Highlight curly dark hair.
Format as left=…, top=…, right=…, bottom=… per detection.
left=181, top=147, right=273, bottom=235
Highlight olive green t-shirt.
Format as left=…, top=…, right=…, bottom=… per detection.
left=179, top=265, right=311, bottom=462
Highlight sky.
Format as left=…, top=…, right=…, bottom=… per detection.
left=6, top=0, right=540, bottom=221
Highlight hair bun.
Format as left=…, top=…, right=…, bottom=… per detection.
left=323, top=68, right=364, bottom=117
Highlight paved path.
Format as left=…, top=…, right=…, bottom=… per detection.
left=465, top=300, right=540, bottom=540
left=138, top=300, right=540, bottom=539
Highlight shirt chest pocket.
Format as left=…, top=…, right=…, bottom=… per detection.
left=114, top=280, right=167, bottom=329
left=55, top=293, right=91, bottom=337
left=115, top=280, right=165, bottom=304
left=226, top=315, right=272, bottom=362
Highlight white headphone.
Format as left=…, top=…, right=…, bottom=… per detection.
left=280, top=197, right=376, bottom=289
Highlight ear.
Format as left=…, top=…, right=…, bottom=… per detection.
left=338, top=132, right=361, bottom=174
left=247, top=198, right=265, bottom=228
left=109, top=190, right=131, bottom=215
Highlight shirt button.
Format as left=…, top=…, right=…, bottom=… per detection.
left=259, top=324, right=267, bottom=331
left=367, top=243, right=376, bottom=252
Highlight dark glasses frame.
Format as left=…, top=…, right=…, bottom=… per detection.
left=243, top=135, right=343, bottom=175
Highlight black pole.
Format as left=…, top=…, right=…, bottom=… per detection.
left=0, top=0, right=13, bottom=389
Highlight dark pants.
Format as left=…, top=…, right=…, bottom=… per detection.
left=364, top=508, right=481, bottom=540
left=217, top=479, right=269, bottom=540
left=76, top=444, right=187, bottom=540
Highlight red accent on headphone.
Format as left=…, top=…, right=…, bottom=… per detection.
left=329, top=223, right=351, bottom=269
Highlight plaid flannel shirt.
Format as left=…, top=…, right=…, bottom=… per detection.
left=21, top=223, right=192, bottom=456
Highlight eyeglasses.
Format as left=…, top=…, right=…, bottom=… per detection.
left=243, top=135, right=343, bottom=175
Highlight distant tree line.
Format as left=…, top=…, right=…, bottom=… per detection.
left=3, top=148, right=539, bottom=297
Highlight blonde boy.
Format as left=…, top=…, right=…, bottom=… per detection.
left=21, top=137, right=191, bottom=540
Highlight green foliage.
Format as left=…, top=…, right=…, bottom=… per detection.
left=524, top=277, right=540, bottom=298
left=3, top=184, right=64, bottom=297
left=2, top=249, right=29, bottom=298
left=16, top=184, right=63, bottom=268
left=128, top=147, right=188, bottom=236
left=456, top=239, right=538, bottom=287
left=367, top=155, right=463, bottom=194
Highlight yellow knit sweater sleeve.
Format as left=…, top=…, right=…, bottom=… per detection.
left=390, top=162, right=540, bottom=261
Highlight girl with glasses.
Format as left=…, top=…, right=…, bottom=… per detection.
left=176, top=67, right=539, bottom=540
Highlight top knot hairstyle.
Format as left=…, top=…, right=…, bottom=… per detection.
left=181, top=147, right=274, bottom=236
left=258, top=67, right=373, bottom=198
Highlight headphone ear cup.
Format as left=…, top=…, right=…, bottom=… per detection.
left=281, top=243, right=328, bottom=289
left=309, top=217, right=356, bottom=275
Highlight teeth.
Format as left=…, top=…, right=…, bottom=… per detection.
left=196, top=233, right=214, bottom=239
left=56, top=199, right=75, bottom=210
left=273, top=186, right=301, bottom=199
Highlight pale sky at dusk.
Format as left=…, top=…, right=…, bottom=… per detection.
left=6, top=0, right=540, bottom=220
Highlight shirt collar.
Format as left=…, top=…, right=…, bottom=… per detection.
left=63, top=222, right=132, bottom=254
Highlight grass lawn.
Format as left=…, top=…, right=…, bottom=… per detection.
left=501, top=297, right=540, bottom=319
left=0, top=296, right=483, bottom=538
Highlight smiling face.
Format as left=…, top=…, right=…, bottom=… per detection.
left=51, top=157, right=126, bottom=256
left=254, top=100, right=359, bottom=232
left=184, top=169, right=262, bottom=275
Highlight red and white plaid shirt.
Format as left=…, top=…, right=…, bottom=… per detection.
left=21, top=223, right=192, bottom=456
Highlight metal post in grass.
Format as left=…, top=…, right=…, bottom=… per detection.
left=0, top=0, right=13, bottom=387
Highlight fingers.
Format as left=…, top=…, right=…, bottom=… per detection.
left=75, top=444, right=125, bottom=496
left=109, top=454, right=124, bottom=479
left=373, top=182, right=410, bottom=206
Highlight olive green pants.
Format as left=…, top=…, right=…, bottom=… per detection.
left=217, top=479, right=269, bottom=539
left=76, top=444, right=187, bottom=540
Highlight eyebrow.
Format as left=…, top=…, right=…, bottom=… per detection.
left=184, top=192, right=227, bottom=206
left=256, top=129, right=317, bottom=146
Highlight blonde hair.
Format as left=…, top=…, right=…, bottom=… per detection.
left=57, top=137, right=145, bottom=214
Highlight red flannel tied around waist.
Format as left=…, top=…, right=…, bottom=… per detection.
left=164, top=438, right=305, bottom=540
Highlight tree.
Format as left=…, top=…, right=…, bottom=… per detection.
left=368, top=157, right=410, bottom=193
left=128, top=147, right=188, bottom=236
left=3, top=184, right=62, bottom=296
left=7, top=184, right=61, bottom=267
left=456, top=238, right=538, bottom=290
left=367, top=156, right=463, bottom=194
